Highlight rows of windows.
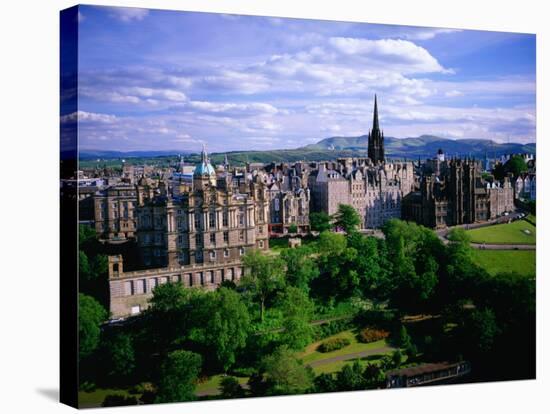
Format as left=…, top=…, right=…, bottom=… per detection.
left=122, top=267, right=242, bottom=296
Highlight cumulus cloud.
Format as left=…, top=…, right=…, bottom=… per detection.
left=108, top=7, right=149, bottom=22
left=61, top=111, right=117, bottom=124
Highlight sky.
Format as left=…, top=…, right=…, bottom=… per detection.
left=65, top=5, right=536, bottom=152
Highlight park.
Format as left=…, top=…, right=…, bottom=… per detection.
left=77, top=205, right=536, bottom=407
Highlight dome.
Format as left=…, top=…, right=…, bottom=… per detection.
left=194, top=145, right=216, bottom=177
left=194, top=161, right=216, bottom=176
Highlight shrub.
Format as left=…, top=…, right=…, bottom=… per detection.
left=358, top=327, right=390, bottom=343
left=317, top=337, right=351, bottom=353
left=102, top=394, right=138, bottom=407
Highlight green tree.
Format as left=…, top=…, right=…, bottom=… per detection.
left=219, top=376, right=245, bottom=398
left=397, top=325, right=412, bottom=349
left=504, top=155, right=528, bottom=177
left=242, top=250, right=286, bottom=322
left=313, top=373, right=338, bottom=393
left=261, top=346, right=314, bottom=395
left=392, top=349, right=403, bottom=368
left=155, top=350, right=202, bottom=403
left=382, top=219, right=444, bottom=314
left=332, top=204, right=361, bottom=233
left=288, top=223, right=298, bottom=234
left=280, top=246, right=319, bottom=292
left=189, top=288, right=251, bottom=372
left=310, top=211, right=332, bottom=232
left=317, top=231, right=347, bottom=256
left=79, top=293, right=107, bottom=360
left=275, top=286, right=314, bottom=350
left=336, top=361, right=366, bottom=391
left=103, top=333, right=135, bottom=382
left=79, top=224, right=97, bottom=248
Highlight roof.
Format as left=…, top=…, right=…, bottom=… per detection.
left=386, top=362, right=459, bottom=377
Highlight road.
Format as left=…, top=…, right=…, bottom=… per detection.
left=307, top=345, right=395, bottom=368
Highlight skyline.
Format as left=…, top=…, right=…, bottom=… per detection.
left=65, top=5, right=536, bottom=152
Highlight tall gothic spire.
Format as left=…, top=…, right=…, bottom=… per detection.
left=373, top=94, right=380, bottom=132
left=368, top=94, right=385, bottom=164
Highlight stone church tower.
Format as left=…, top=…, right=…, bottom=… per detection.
left=368, top=95, right=385, bottom=164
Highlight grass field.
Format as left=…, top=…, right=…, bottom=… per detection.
left=78, top=387, right=135, bottom=408
left=296, top=329, right=393, bottom=374
left=472, top=249, right=536, bottom=277
left=466, top=219, right=536, bottom=245
left=195, top=374, right=249, bottom=395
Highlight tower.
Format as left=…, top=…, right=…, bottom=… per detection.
left=368, top=94, right=385, bottom=164
left=193, top=144, right=217, bottom=191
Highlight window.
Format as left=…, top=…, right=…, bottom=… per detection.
left=131, top=305, right=141, bottom=315
left=239, top=247, right=245, bottom=256
left=210, top=251, right=216, bottom=260
left=209, top=211, right=216, bottom=228
left=258, top=226, right=263, bottom=234
left=239, top=230, right=245, bottom=241
left=259, top=240, right=264, bottom=248
left=224, top=249, right=229, bottom=258
left=238, top=213, right=244, bottom=226
left=223, top=231, right=229, bottom=243
left=195, top=233, right=202, bottom=246
left=194, top=214, right=200, bottom=230
left=210, top=233, right=216, bottom=244
left=222, top=210, right=229, bottom=227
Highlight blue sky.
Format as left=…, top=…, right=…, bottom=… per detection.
left=66, top=5, right=536, bottom=152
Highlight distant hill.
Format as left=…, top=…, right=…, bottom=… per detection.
left=79, top=149, right=194, bottom=160
left=302, top=134, right=536, bottom=159
left=79, top=135, right=535, bottom=167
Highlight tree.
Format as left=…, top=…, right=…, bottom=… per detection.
left=317, top=231, right=347, bottom=256
left=397, top=325, right=412, bottom=349
left=288, top=223, right=298, bottom=234
left=219, top=376, right=245, bottom=398
left=504, top=155, right=528, bottom=177
left=313, top=373, right=338, bottom=393
left=189, top=288, right=251, bottom=372
left=382, top=219, right=444, bottom=314
left=281, top=246, right=319, bottom=292
left=242, top=250, right=286, bottom=322
left=148, top=283, right=203, bottom=351
left=336, top=361, right=366, bottom=391
left=261, top=346, right=314, bottom=395
left=310, top=212, right=332, bottom=233
left=332, top=204, right=361, bottom=233
left=392, top=349, right=403, bottom=368
left=102, top=333, right=135, bottom=382
left=79, top=293, right=107, bottom=360
left=155, top=350, right=202, bottom=403
left=275, top=286, right=314, bottom=350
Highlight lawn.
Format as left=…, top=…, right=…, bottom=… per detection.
left=472, top=249, right=536, bottom=277
left=268, top=236, right=318, bottom=252
left=78, top=387, right=135, bottom=408
left=466, top=219, right=536, bottom=245
left=195, top=374, right=249, bottom=395
left=297, top=329, right=392, bottom=366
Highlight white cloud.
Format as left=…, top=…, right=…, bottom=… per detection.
left=399, top=28, right=461, bottom=41
left=328, top=37, right=451, bottom=74
left=108, top=7, right=149, bottom=22
left=60, top=111, right=117, bottom=124
left=185, top=101, right=278, bottom=117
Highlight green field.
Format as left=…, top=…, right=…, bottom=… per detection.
left=78, top=387, right=135, bottom=408
left=466, top=220, right=536, bottom=245
left=472, top=249, right=536, bottom=277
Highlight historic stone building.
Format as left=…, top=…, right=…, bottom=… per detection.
left=265, top=162, right=311, bottom=234
left=93, top=184, right=138, bottom=241
left=109, top=147, right=271, bottom=317
left=135, top=146, right=270, bottom=269
left=402, top=155, right=514, bottom=229
left=310, top=96, right=415, bottom=229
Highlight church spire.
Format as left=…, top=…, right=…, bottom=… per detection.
left=201, top=144, right=208, bottom=164
left=367, top=94, right=385, bottom=164
left=373, top=94, right=380, bottom=132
